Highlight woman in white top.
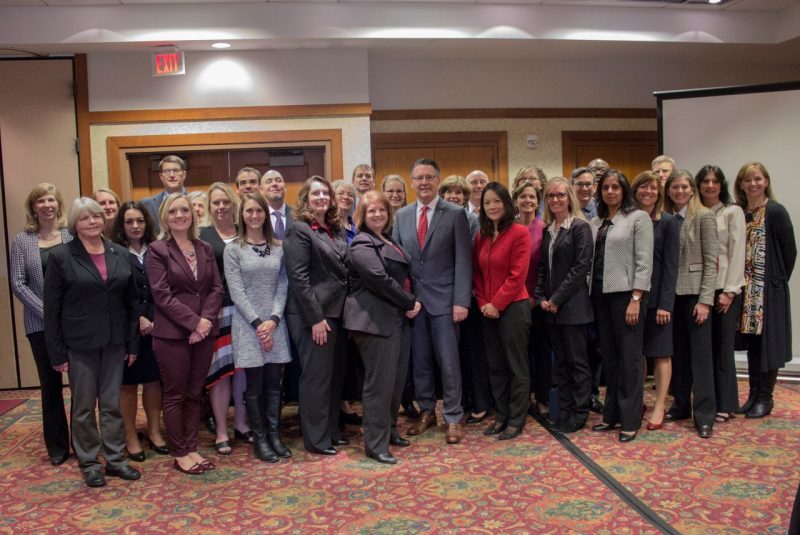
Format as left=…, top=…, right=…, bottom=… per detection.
left=697, top=165, right=745, bottom=423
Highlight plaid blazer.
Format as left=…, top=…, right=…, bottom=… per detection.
left=10, top=229, right=73, bottom=334
left=675, top=207, right=718, bottom=306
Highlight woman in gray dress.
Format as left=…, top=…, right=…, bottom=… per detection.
left=224, top=193, right=292, bottom=462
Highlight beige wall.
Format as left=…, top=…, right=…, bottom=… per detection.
left=0, top=59, right=80, bottom=389
left=371, top=117, right=658, bottom=181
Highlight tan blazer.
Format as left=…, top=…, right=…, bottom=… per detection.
left=675, top=207, right=718, bottom=305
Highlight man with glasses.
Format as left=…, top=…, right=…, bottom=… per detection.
left=393, top=158, right=472, bottom=445
left=141, top=154, right=188, bottom=234
left=652, top=155, right=676, bottom=187
left=571, top=167, right=598, bottom=220
left=588, top=158, right=609, bottom=185
left=465, top=170, right=489, bottom=215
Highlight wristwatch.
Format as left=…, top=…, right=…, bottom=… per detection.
left=631, top=294, right=641, bottom=302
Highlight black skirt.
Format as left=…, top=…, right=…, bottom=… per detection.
left=643, top=307, right=673, bottom=358
left=122, top=335, right=161, bottom=385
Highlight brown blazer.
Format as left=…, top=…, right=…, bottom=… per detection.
left=146, top=238, right=224, bottom=340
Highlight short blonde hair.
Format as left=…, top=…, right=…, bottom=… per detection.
left=92, top=188, right=121, bottom=208
left=541, top=177, right=585, bottom=226
left=158, top=193, right=198, bottom=240
left=25, top=183, right=66, bottom=232
left=207, top=182, right=240, bottom=226
left=67, top=197, right=104, bottom=236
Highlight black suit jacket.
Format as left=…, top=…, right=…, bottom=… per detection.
left=649, top=213, right=680, bottom=312
left=128, top=249, right=154, bottom=322
left=344, top=230, right=416, bottom=337
left=535, top=218, right=594, bottom=325
left=44, top=239, right=139, bottom=366
left=283, top=220, right=349, bottom=326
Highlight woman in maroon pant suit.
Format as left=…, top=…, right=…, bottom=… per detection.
left=147, top=193, right=223, bottom=475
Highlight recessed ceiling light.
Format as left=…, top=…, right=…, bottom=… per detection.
left=211, top=42, right=231, bottom=49
left=708, top=0, right=722, bottom=4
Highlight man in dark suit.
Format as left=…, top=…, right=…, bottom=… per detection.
left=261, top=170, right=292, bottom=240
left=393, top=158, right=472, bottom=444
left=140, top=155, right=188, bottom=235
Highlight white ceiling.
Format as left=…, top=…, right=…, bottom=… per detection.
left=0, top=0, right=799, bottom=65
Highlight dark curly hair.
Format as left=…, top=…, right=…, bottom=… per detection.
left=111, top=200, right=156, bottom=247
left=293, top=175, right=341, bottom=231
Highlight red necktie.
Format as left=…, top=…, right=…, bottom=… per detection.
left=417, top=204, right=429, bottom=249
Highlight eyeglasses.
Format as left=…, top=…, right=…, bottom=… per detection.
left=411, top=175, right=437, bottom=182
left=547, top=192, right=568, bottom=200
left=574, top=182, right=593, bottom=189
left=160, top=168, right=185, bottom=175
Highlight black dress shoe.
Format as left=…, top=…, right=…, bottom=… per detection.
left=105, top=464, right=142, bottom=481
left=307, top=446, right=337, bottom=456
left=84, top=470, right=106, bottom=488
left=128, top=450, right=146, bottom=462
left=697, top=425, right=713, bottom=439
left=389, top=434, right=411, bottom=447
left=592, top=422, right=620, bottom=432
left=50, top=453, right=69, bottom=466
left=745, top=400, right=774, bottom=419
left=664, top=411, right=691, bottom=422
left=332, top=438, right=350, bottom=446
left=366, top=450, right=397, bottom=465
left=483, top=421, right=507, bottom=436
left=498, top=426, right=522, bottom=440
left=340, top=411, right=363, bottom=426
left=147, top=436, right=169, bottom=455
left=466, top=410, right=491, bottom=424
left=589, top=396, right=604, bottom=414
left=619, top=431, right=637, bottom=443
left=204, top=415, right=217, bottom=435
left=234, top=429, right=255, bottom=443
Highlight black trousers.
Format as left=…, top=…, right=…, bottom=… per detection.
left=529, top=306, right=552, bottom=406
left=711, top=290, right=742, bottom=413
left=27, top=331, right=70, bottom=459
left=548, top=323, right=591, bottom=427
left=744, top=334, right=780, bottom=402
left=460, top=297, right=491, bottom=414
left=481, top=300, right=531, bottom=428
left=592, top=291, right=645, bottom=433
left=353, top=320, right=410, bottom=455
left=671, top=294, right=716, bottom=427
left=288, top=314, right=347, bottom=451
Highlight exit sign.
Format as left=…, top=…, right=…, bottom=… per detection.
left=151, top=49, right=185, bottom=77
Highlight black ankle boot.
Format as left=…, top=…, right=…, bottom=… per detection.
left=244, top=394, right=278, bottom=463
left=265, top=390, right=291, bottom=458
left=738, top=390, right=758, bottom=414
left=747, top=370, right=778, bottom=419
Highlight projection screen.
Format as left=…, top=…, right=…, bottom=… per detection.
left=657, top=81, right=800, bottom=371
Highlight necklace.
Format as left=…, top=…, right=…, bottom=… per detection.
left=246, top=240, right=271, bottom=257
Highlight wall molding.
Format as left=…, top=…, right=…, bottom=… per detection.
left=89, top=103, right=372, bottom=125
left=74, top=54, right=93, bottom=195
left=371, top=108, right=656, bottom=121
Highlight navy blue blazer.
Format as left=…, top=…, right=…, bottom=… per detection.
left=649, top=213, right=680, bottom=312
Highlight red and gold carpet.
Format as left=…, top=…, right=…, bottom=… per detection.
left=0, top=380, right=797, bottom=534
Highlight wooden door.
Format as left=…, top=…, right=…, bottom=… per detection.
left=371, top=132, right=508, bottom=204
left=562, top=131, right=658, bottom=182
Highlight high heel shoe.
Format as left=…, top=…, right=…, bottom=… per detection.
left=147, top=435, right=169, bottom=455
left=128, top=450, right=146, bottom=462
left=646, top=410, right=665, bottom=431
left=619, top=431, right=637, bottom=443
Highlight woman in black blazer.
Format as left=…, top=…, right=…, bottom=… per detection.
left=535, top=178, right=594, bottom=434
left=44, top=197, right=141, bottom=488
left=284, top=176, right=350, bottom=455
left=631, top=171, right=680, bottom=431
left=345, top=191, right=421, bottom=464
left=111, top=201, right=169, bottom=461
left=10, top=183, right=72, bottom=466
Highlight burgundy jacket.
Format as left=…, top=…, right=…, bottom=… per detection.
left=146, top=238, right=224, bottom=340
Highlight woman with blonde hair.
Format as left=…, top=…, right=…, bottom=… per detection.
left=200, top=182, right=250, bottom=455
left=92, top=188, right=122, bottom=238
left=381, top=175, right=407, bottom=210
left=631, top=171, right=680, bottom=431
left=10, top=183, right=72, bottom=466
left=734, top=162, right=796, bottom=418
left=187, top=191, right=209, bottom=227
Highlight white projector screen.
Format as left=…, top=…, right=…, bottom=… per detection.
left=658, top=82, right=800, bottom=365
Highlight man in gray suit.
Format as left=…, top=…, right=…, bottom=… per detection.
left=140, top=154, right=188, bottom=234
left=393, top=158, right=472, bottom=444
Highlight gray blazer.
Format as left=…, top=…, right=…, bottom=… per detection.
left=465, top=209, right=480, bottom=241
left=224, top=240, right=290, bottom=368
left=344, top=230, right=416, bottom=337
left=393, top=198, right=472, bottom=316
left=590, top=209, right=653, bottom=294
left=675, top=207, right=718, bottom=305
left=139, top=191, right=168, bottom=234
left=10, top=229, right=73, bottom=335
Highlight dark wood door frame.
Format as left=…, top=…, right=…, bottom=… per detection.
left=562, top=130, right=658, bottom=176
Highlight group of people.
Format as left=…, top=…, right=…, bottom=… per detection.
left=10, top=152, right=795, bottom=487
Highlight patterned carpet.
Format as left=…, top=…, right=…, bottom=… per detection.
left=0, top=381, right=797, bottom=534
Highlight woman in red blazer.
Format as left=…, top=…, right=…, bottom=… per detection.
left=147, top=193, right=223, bottom=475
left=473, top=182, right=532, bottom=440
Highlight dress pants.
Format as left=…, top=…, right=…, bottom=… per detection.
left=287, top=314, right=346, bottom=451
left=548, top=323, right=591, bottom=427
left=671, top=294, right=716, bottom=427
left=529, top=306, right=552, bottom=406
left=27, top=331, right=70, bottom=459
left=711, top=290, right=742, bottom=414
left=460, top=297, right=491, bottom=414
left=67, top=343, right=126, bottom=472
left=410, top=307, right=464, bottom=424
left=592, top=291, right=645, bottom=433
left=153, top=336, right=216, bottom=457
left=481, top=300, right=531, bottom=427
left=353, top=320, right=410, bottom=455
